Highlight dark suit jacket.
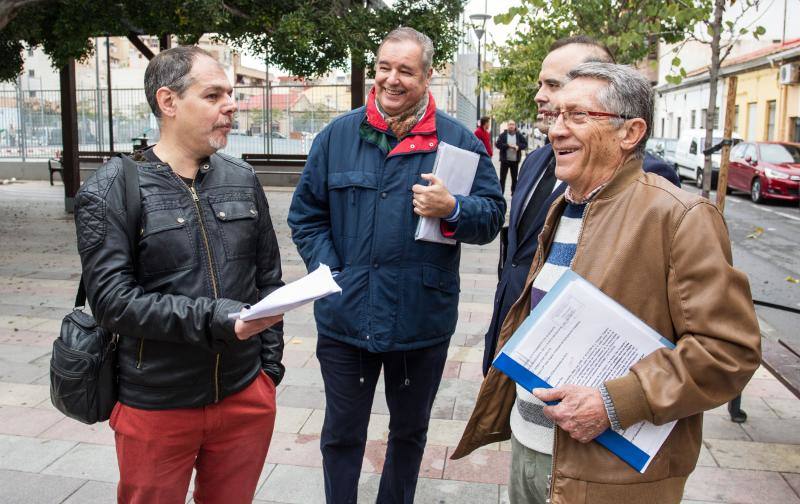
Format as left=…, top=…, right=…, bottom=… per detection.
left=482, top=146, right=681, bottom=374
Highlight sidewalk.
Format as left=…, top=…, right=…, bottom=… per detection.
left=0, top=181, right=798, bottom=504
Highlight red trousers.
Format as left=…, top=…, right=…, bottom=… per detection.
left=110, top=371, right=276, bottom=504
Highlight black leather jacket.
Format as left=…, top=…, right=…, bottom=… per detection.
left=74, top=150, right=284, bottom=410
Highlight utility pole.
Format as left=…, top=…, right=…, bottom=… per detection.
left=715, top=76, right=737, bottom=213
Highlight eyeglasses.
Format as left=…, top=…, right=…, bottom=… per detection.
left=541, top=110, right=634, bottom=127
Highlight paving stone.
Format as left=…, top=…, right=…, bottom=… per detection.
left=37, top=416, right=115, bottom=446
left=701, top=413, right=751, bottom=441
left=697, top=442, right=717, bottom=467
left=41, top=442, right=119, bottom=483
left=762, top=397, right=800, bottom=419
left=266, top=432, right=322, bottom=468
left=499, top=485, right=510, bottom=504
left=280, top=350, right=313, bottom=368
left=362, top=441, right=447, bottom=479
left=426, top=419, right=468, bottom=447
left=441, top=360, right=460, bottom=380
left=0, top=469, right=86, bottom=504
left=740, top=416, right=800, bottom=444
left=742, top=378, right=798, bottom=400
left=458, top=362, right=484, bottom=382
left=783, top=472, right=800, bottom=498
left=256, top=465, right=327, bottom=503
left=447, top=346, right=483, bottom=364
left=0, top=328, right=54, bottom=347
left=279, top=367, right=324, bottom=388
left=683, top=466, right=800, bottom=503
left=453, top=395, right=477, bottom=422
left=0, top=343, right=51, bottom=364
left=283, top=336, right=318, bottom=353
left=707, top=394, right=778, bottom=419
left=62, top=480, right=118, bottom=503
left=0, top=360, right=48, bottom=383
left=277, top=385, right=326, bottom=409
left=414, top=477, right=500, bottom=504
left=431, top=395, right=455, bottom=420
left=0, top=405, right=63, bottom=437
left=442, top=447, right=511, bottom=485
left=0, top=434, right=76, bottom=472
left=275, top=406, right=314, bottom=434
left=705, top=438, right=800, bottom=472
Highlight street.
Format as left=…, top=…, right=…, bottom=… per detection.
left=682, top=184, right=800, bottom=348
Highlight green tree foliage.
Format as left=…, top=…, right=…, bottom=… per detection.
left=484, top=0, right=711, bottom=121
left=0, top=0, right=466, bottom=82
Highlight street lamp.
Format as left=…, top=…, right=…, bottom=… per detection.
left=469, top=12, right=491, bottom=122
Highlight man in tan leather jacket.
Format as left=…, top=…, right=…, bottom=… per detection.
left=452, top=62, right=761, bottom=504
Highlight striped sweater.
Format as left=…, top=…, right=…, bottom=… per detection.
left=510, top=201, right=587, bottom=454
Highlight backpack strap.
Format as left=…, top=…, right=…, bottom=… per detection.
left=75, top=155, right=141, bottom=309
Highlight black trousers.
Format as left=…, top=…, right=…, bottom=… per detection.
left=316, top=336, right=450, bottom=504
left=500, top=160, right=520, bottom=194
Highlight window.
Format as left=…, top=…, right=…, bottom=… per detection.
left=793, top=117, right=800, bottom=143
left=701, top=109, right=708, bottom=128
left=27, top=49, right=34, bottom=57
left=766, top=100, right=776, bottom=140
left=677, top=117, right=682, bottom=138
left=747, top=102, right=758, bottom=140
left=713, top=109, right=720, bottom=129
left=733, top=105, right=739, bottom=133
left=661, top=118, right=665, bottom=137
left=691, top=110, right=696, bottom=129
left=744, top=144, right=757, bottom=161
left=28, top=69, right=35, bottom=77
left=760, top=143, right=800, bottom=163
left=690, top=139, right=697, bottom=155
left=730, top=143, right=745, bottom=159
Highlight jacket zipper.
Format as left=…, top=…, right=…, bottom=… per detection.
left=547, top=201, right=591, bottom=503
left=136, top=337, right=145, bottom=369
left=176, top=173, right=222, bottom=403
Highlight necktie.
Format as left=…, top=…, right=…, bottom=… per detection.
left=517, top=157, right=556, bottom=241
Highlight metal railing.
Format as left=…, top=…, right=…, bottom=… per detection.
left=0, top=82, right=469, bottom=160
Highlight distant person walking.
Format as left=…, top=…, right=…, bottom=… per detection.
left=496, top=120, right=528, bottom=194
left=474, top=116, right=493, bottom=157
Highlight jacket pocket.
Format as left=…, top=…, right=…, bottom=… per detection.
left=209, top=197, right=258, bottom=260
left=397, top=264, right=460, bottom=343
left=327, top=171, right=379, bottom=240
left=138, top=207, right=197, bottom=276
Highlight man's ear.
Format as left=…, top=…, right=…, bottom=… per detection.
left=619, top=118, right=647, bottom=153
left=155, top=87, right=178, bottom=119
left=425, top=66, right=433, bottom=87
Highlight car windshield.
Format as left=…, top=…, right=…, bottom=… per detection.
left=760, top=144, right=800, bottom=164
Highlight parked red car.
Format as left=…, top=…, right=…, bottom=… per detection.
left=728, top=141, right=800, bottom=203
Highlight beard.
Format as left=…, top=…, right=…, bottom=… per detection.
left=208, top=121, right=231, bottom=151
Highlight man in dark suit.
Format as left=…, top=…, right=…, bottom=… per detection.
left=483, top=36, right=681, bottom=375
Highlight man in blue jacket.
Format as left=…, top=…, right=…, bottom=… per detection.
left=483, top=36, right=681, bottom=377
left=288, top=27, right=505, bottom=504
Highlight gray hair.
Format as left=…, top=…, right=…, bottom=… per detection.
left=144, top=46, right=217, bottom=118
left=566, top=62, right=653, bottom=158
left=377, top=27, right=435, bottom=73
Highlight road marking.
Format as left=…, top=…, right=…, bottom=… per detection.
left=775, top=211, right=800, bottom=222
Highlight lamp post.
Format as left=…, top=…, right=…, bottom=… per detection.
left=469, top=13, right=491, bottom=122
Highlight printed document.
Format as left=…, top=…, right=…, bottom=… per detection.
left=494, top=270, right=676, bottom=473
left=229, top=264, right=342, bottom=321
left=414, top=142, right=479, bottom=245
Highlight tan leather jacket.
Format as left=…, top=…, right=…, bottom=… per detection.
left=452, top=158, right=761, bottom=504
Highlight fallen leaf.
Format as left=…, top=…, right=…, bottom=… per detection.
left=747, top=226, right=764, bottom=239
left=787, top=276, right=800, bottom=284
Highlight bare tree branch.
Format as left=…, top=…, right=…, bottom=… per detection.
left=0, top=0, right=48, bottom=30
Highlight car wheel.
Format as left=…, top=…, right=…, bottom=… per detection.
left=750, top=179, right=763, bottom=203
left=695, top=169, right=703, bottom=189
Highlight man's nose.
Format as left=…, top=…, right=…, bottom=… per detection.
left=223, top=95, right=237, bottom=114
left=549, top=112, right=569, bottom=138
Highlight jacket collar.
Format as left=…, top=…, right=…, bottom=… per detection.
left=365, top=86, right=439, bottom=157
left=594, top=157, right=645, bottom=201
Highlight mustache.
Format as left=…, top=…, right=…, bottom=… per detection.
left=213, top=121, right=232, bottom=129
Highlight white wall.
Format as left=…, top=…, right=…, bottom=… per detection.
left=654, top=79, right=728, bottom=138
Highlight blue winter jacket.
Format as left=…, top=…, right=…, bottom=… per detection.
left=288, top=90, right=505, bottom=352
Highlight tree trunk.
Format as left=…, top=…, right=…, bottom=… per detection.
left=702, top=0, right=725, bottom=199
left=0, top=0, right=44, bottom=30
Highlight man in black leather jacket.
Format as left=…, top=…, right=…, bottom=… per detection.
left=74, top=46, right=284, bottom=504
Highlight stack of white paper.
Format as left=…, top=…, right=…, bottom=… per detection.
left=229, top=264, right=342, bottom=321
left=414, top=142, right=480, bottom=245
left=494, top=270, right=676, bottom=473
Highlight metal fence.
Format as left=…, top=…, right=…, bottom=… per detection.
left=0, top=81, right=467, bottom=160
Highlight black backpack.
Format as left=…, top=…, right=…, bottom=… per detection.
left=50, top=156, right=140, bottom=424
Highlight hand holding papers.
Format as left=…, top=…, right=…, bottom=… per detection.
left=493, top=270, right=676, bottom=473
left=414, top=142, right=479, bottom=245
left=229, top=264, right=342, bottom=321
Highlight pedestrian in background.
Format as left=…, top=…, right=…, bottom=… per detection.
left=474, top=115, right=493, bottom=157
left=496, top=120, right=528, bottom=194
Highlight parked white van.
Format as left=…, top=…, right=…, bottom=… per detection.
left=674, top=129, right=742, bottom=188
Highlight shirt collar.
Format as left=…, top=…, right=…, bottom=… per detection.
left=564, top=182, right=607, bottom=205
